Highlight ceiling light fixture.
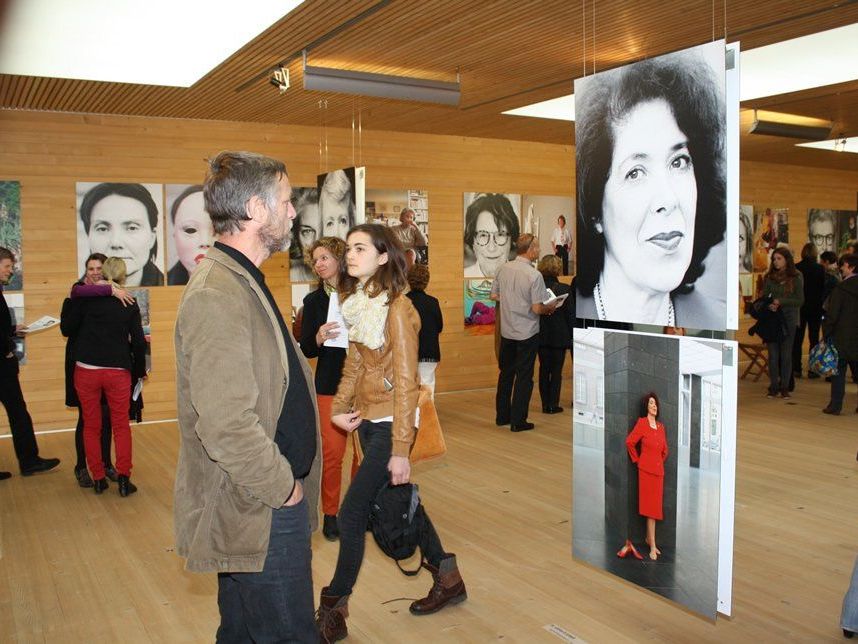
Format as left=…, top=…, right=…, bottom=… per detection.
left=748, top=109, right=832, bottom=140
left=302, top=52, right=460, bottom=105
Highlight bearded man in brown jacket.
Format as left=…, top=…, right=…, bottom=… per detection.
left=174, top=151, right=322, bottom=642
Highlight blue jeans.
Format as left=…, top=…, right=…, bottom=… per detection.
left=216, top=497, right=317, bottom=643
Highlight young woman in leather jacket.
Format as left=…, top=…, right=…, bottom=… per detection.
left=316, top=224, right=466, bottom=642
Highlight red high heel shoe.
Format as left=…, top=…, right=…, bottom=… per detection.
left=616, top=539, right=643, bottom=560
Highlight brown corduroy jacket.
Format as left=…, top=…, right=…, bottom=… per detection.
left=173, top=246, right=321, bottom=574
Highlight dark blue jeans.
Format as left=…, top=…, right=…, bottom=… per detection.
left=216, top=497, right=316, bottom=643
left=328, top=421, right=446, bottom=597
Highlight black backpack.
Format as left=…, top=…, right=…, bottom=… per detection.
left=368, top=483, right=426, bottom=575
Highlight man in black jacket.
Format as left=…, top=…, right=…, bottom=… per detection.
left=793, top=243, right=826, bottom=380
left=0, top=247, right=60, bottom=479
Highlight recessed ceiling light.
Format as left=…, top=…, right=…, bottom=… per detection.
left=0, top=0, right=303, bottom=87
left=504, top=22, right=858, bottom=122
left=796, top=137, right=858, bottom=154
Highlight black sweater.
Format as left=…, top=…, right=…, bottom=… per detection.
left=298, top=286, right=347, bottom=395
left=62, top=296, right=147, bottom=378
left=406, top=289, right=443, bottom=362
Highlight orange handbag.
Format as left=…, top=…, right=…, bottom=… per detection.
left=351, top=385, right=446, bottom=465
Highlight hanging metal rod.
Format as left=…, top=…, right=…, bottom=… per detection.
left=235, top=0, right=392, bottom=93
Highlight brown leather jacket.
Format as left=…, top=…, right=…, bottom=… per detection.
left=332, top=293, right=420, bottom=457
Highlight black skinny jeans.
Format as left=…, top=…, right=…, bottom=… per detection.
left=328, top=420, right=446, bottom=597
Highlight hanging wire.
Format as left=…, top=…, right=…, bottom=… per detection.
left=358, top=100, right=363, bottom=167
left=582, top=0, right=586, bottom=76
left=592, top=0, right=596, bottom=74
left=351, top=97, right=356, bottom=167
left=318, top=100, right=324, bottom=175
left=712, top=0, right=716, bottom=41
left=724, top=0, right=727, bottom=41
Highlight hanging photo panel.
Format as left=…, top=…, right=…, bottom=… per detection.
left=572, top=328, right=737, bottom=618
left=0, top=181, right=23, bottom=290
left=574, top=41, right=731, bottom=330
left=463, top=192, right=521, bottom=278
left=522, top=194, right=575, bottom=276
left=75, top=182, right=165, bottom=287
left=366, top=188, right=430, bottom=265
left=165, top=184, right=214, bottom=286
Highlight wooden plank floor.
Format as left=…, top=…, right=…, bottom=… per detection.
left=1, top=376, right=856, bottom=642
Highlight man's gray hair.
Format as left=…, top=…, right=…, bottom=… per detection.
left=203, top=151, right=287, bottom=235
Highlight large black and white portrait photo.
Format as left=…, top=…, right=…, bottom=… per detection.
left=288, top=187, right=321, bottom=282
left=463, top=192, right=521, bottom=278
left=575, top=41, right=728, bottom=330
left=76, top=182, right=165, bottom=287
left=165, top=184, right=214, bottom=286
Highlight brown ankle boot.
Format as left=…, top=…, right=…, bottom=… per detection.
left=409, top=554, right=467, bottom=615
left=316, top=587, right=348, bottom=643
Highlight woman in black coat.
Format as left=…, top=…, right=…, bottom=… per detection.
left=64, top=257, right=147, bottom=496
left=406, top=263, right=443, bottom=396
left=537, top=255, right=574, bottom=413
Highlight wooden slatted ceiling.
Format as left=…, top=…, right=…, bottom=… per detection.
left=1, top=0, right=858, bottom=172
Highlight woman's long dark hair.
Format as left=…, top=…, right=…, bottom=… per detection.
left=575, top=47, right=726, bottom=297
left=338, top=224, right=408, bottom=303
left=765, top=247, right=799, bottom=293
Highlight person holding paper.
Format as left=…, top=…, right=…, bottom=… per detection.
left=65, top=257, right=147, bottom=496
left=298, top=236, right=355, bottom=541
left=536, top=255, right=574, bottom=414
left=0, top=247, right=61, bottom=480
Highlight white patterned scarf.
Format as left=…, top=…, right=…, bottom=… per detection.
left=340, top=286, right=389, bottom=350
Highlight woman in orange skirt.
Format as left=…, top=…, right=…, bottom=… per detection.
left=624, top=391, right=669, bottom=560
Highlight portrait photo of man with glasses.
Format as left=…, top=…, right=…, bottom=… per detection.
left=463, top=192, right=521, bottom=278
left=808, top=208, right=837, bottom=255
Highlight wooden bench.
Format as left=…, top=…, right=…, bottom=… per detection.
left=739, top=343, right=768, bottom=381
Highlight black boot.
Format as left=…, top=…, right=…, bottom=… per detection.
left=316, top=587, right=348, bottom=643
left=93, top=478, right=108, bottom=494
left=409, top=554, right=467, bottom=615
left=117, top=475, right=137, bottom=497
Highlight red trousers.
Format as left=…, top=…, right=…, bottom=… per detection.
left=317, top=394, right=357, bottom=516
left=74, top=366, right=132, bottom=480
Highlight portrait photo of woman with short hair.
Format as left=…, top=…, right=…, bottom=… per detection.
left=574, top=41, right=728, bottom=330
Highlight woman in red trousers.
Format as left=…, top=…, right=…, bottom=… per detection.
left=623, top=391, right=669, bottom=561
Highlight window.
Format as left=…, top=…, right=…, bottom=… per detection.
left=575, top=372, right=587, bottom=404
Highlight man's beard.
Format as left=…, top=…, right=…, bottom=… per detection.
left=258, top=216, right=291, bottom=255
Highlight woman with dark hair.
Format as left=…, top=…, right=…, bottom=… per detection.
left=167, top=185, right=214, bottom=285
left=289, top=188, right=321, bottom=282
left=79, top=183, right=163, bottom=286
left=317, top=224, right=466, bottom=641
left=761, top=247, right=804, bottom=398
left=623, top=392, right=669, bottom=561
left=463, top=193, right=520, bottom=278
left=297, top=236, right=355, bottom=541
left=575, top=48, right=726, bottom=328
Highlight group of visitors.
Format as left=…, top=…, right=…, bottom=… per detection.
left=756, top=240, right=858, bottom=414
left=168, top=151, right=458, bottom=643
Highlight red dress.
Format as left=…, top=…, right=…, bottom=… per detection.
left=625, top=417, right=668, bottom=520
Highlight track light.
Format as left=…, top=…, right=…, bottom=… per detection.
left=302, top=52, right=459, bottom=105
left=749, top=110, right=832, bottom=140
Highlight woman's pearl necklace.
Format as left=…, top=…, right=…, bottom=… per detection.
left=594, top=281, right=675, bottom=326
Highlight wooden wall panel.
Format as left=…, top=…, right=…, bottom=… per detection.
left=0, top=109, right=572, bottom=431
left=1, top=109, right=856, bottom=433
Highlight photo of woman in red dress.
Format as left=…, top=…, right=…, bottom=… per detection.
left=624, top=391, right=669, bottom=560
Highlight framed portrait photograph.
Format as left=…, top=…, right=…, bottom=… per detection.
left=165, top=184, right=214, bottom=286
left=463, top=192, right=521, bottom=278
left=75, top=182, right=165, bottom=287
left=574, top=41, right=729, bottom=330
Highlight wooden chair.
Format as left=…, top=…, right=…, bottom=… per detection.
left=739, top=343, right=768, bottom=381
